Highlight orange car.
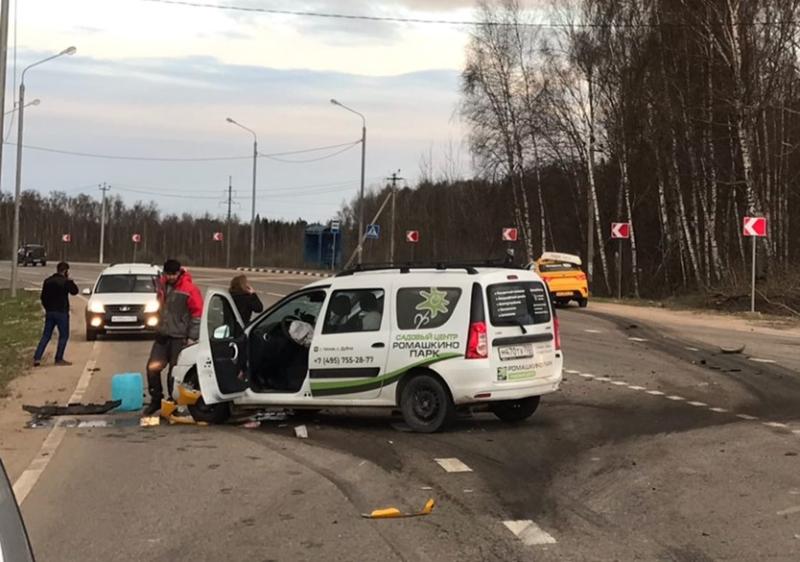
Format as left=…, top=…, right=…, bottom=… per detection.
left=531, top=252, right=589, bottom=308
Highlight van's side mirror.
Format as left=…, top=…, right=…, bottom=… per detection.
left=82, top=288, right=91, bottom=296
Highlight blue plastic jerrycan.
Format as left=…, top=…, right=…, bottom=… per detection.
left=111, top=373, right=144, bottom=411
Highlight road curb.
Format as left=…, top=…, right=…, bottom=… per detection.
left=236, top=267, right=332, bottom=278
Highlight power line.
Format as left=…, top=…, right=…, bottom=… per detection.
left=1, top=139, right=361, bottom=162
left=138, top=0, right=796, bottom=29
left=261, top=141, right=360, bottom=163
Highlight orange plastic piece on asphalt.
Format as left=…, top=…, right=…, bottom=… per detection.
left=160, top=400, right=177, bottom=418
left=362, top=499, right=436, bottom=519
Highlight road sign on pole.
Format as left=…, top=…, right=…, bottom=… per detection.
left=131, top=233, right=142, bottom=243
left=61, top=234, right=71, bottom=243
left=331, top=219, right=340, bottom=233
left=405, top=230, right=419, bottom=243
left=213, top=232, right=224, bottom=242
left=501, top=227, right=518, bottom=242
left=611, top=222, right=630, bottom=239
left=365, top=224, right=381, bottom=240
left=743, top=216, right=768, bottom=313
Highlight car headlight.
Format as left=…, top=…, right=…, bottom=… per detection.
left=144, top=300, right=160, bottom=313
left=88, top=301, right=105, bottom=314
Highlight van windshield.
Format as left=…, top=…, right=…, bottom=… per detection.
left=487, top=282, right=551, bottom=326
left=95, top=275, right=157, bottom=294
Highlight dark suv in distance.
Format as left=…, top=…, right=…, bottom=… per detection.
left=17, top=244, right=47, bottom=267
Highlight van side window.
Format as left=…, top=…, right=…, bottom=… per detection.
left=322, top=289, right=384, bottom=334
left=487, top=282, right=551, bottom=326
left=207, top=295, right=243, bottom=340
left=396, top=287, right=462, bottom=330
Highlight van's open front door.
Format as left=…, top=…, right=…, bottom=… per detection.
left=197, top=289, right=248, bottom=404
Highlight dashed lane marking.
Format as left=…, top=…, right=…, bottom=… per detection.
left=750, top=358, right=777, bottom=364
left=611, top=381, right=627, bottom=386
left=709, top=407, right=729, bottom=413
left=628, top=337, right=648, bottom=342
left=646, top=390, right=665, bottom=396
left=776, top=506, right=800, bottom=517
left=503, top=520, right=557, bottom=546
left=666, top=395, right=686, bottom=401
left=685, top=346, right=700, bottom=352
left=434, top=458, right=473, bottom=473
left=628, top=385, right=645, bottom=390
left=687, top=401, right=708, bottom=407
left=763, top=421, right=789, bottom=429
left=579, top=373, right=595, bottom=379
left=584, top=329, right=603, bottom=334
left=595, top=376, right=612, bottom=382
left=737, top=414, right=759, bottom=421
left=564, top=369, right=580, bottom=374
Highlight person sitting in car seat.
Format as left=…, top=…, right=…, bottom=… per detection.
left=359, top=292, right=382, bottom=331
left=327, top=294, right=352, bottom=332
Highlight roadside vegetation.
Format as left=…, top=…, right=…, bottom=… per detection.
left=0, top=291, right=42, bottom=396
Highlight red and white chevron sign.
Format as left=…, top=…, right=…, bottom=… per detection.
left=611, top=222, right=630, bottom=239
left=742, top=216, right=767, bottom=237
left=131, top=233, right=142, bottom=243
left=213, top=232, right=224, bottom=242
left=502, top=227, right=518, bottom=242
left=61, top=234, right=71, bottom=243
left=405, top=230, right=419, bottom=243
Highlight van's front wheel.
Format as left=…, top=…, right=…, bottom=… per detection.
left=400, top=374, right=454, bottom=433
left=184, top=369, right=231, bottom=424
left=490, top=396, right=541, bottom=423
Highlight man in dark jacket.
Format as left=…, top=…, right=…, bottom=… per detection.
left=142, top=259, right=203, bottom=416
left=34, top=261, right=79, bottom=366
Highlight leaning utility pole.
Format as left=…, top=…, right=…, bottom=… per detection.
left=226, top=176, right=232, bottom=269
left=385, top=170, right=404, bottom=266
left=99, top=183, right=110, bottom=264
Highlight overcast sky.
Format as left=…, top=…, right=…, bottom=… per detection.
left=1, top=0, right=480, bottom=223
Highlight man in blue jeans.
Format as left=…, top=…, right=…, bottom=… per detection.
left=33, top=261, right=79, bottom=367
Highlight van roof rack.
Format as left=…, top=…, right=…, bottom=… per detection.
left=335, top=259, right=525, bottom=277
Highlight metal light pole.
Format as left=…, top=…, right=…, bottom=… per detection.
left=226, top=117, right=258, bottom=269
left=0, top=0, right=9, bottom=197
left=3, top=98, right=40, bottom=116
left=10, top=46, right=76, bottom=297
left=99, top=183, right=110, bottom=264
left=331, top=99, right=366, bottom=264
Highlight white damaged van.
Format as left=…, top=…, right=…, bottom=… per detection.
left=171, top=264, right=563, bottom=432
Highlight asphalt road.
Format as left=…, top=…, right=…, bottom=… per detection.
left=2, top=262, right=800, bottom=561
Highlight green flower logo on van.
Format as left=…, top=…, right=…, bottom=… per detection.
left=415, top=288, right=450, bottom=320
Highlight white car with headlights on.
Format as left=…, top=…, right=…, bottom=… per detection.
left=83, top=264, right=162, bottom=341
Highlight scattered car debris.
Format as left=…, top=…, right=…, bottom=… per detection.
left=294, top=425, right=308, bottom=439
left=139, top=416, right=160, bottom=427
left=242, top=421, right=261, bottom=429
left=23, top=400, right=122, bottom=418
left=362, top=499, right=436, bottom=519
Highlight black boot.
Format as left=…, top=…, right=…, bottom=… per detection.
left=141, top=400, right=161, bottom=416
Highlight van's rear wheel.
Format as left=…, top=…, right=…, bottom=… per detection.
left=400, top=374, right=454, bottom=433
left=490, top=396, right=541, bottom=423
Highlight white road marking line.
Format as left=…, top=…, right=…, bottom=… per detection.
left=709, top=407, right=729, bottom=413
left=685, top=346, right=700, bottom=352
left=666, top=395, right=685, bottom=401
left=792, top=430, right=800, bottom=436
left=503, top=520, right=557, bottom=546
left=564, top=369, right=580, bottom=374
left=584, top=329, right=603, bottom=334
left=13, top=353, right=98, bottom=505
left=579, top=373, right=595, bottom=379
left=687, top=401, right=708, bottom=407
left=629, top=337, right=648, bottom=342
left=434, top=458, right=473, bottom=473
left=776, top=505, right=800, bottom=516
left=628, top=385, right=645, bottom=390
left=750, top=358, right=777, bottom=364
left=763, top=421, right=789, bottom=429
left=737, top=414, right=759, bottom=421
left=646, top=390, right=665, bottom=396
left=595, top=376, right=612, bottom=382
left=611, top=381, right=627, bottom=386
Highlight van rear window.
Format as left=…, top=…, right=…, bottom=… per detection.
left=396, top=287, right=462, bottom=330
left=487, top=282, right=551, bottom=326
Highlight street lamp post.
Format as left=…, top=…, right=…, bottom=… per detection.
left=226, top=117, right=258, bottom=269
left=9, top=46, right=76, bottom=297
left=330, top=99, right=366, bottom=265
left=3, top=98, right=40, bottom=116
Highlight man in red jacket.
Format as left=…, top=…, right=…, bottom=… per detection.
left=142, top=259, right=203, bottom=416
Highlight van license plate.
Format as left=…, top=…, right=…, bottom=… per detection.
left=499, top=344, right=534, bottom=361
left=111, top=315, right=138, bottom=323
